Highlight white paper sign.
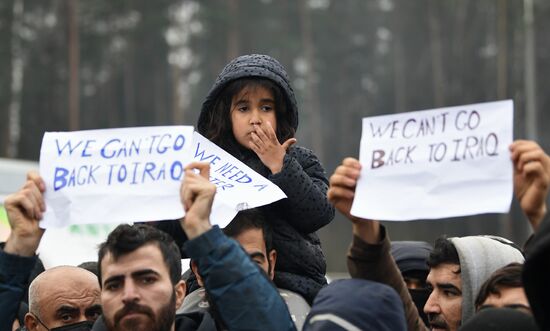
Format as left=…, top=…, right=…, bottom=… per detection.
left=351, top=100, right=514, bottom=221
left=39, top=126, right=194, bottom=228
left=191, top=132, right=287, bottom=227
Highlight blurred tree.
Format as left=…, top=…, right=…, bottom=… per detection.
left=1, top=0, right=549, bottom=273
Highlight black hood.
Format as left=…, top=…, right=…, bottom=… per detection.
left=523, top=216, right=550, bottom=331
left=303, top=279, right=406, bottom=331
left=197, top=54, right=298, bottom=135
left=390, top=240, right=433, bottom=274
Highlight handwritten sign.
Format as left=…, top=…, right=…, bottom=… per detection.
left=39, top=126, right=195, bottom=228
left=191, top=131, right=287, bottom=227
left=351, top=100, right=514, bottom=221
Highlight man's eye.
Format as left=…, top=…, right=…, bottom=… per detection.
left=105, top=282, right=120, bottom=291
left=141, top=276, right=156, bottom=284
left=61, top=314, right=74, bottom=322
left=444, top=290, right=459, bottom=297
left=87, top=310, right=102, bottom=321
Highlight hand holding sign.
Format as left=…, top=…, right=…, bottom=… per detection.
left=4, top=171, right=46, bottom=256
left=510, top=140, right=550, bottom=230
left=351, top=100, right=514, bottom=221
left=179, top=162, right=216, bottom=240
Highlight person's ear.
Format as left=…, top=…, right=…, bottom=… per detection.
left=191, top=260, right=204, bottom=287
left=268, top=249, right=277, bottom=281
left=174, top=279, right=187, bottom=309
left=24, top=313, right=39, bottom=331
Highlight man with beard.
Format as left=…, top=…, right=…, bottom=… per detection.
left=327, top=140, right=549, bottom=331
left=95, top=162, right=295, bottom=331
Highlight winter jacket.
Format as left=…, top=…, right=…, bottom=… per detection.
left=196, top=54, right=335, bottom=303
left=522, top=214, right=550, bottom=331
left=0, top=242, right=37, bottom=331
left=178, top=286, right=310, bottom=331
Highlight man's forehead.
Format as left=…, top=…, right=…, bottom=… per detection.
left=41, top=292, right=101, bottom=317
left=428, top=263, right=462, bottom=286
left=234, top=228, right=266, bottom=248
left=100, top=243, right=168, bottom=278
left=36, top=267, right=100, bottom=302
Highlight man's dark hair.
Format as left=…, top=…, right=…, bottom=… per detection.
left=223, top=208, right=274, bottom=253
left=203, top=78, right=295, bottom=153
left=427, top=236, right=460, bottom=270
left=97, top=224, right=182, bottom=286
left=475, top=262, right=523, bottom=310
left=78, top=261, right=99, bottom=277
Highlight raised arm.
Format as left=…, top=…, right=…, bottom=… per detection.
left=0, top=171, right=45, bottom=329
left=180, top=162, right=296, bottom=331
left=328, top=158, right=427, bottom=331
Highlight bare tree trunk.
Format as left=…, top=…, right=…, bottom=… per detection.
left=298, top=0, right=324, bottom=159
left=123, top=45, right=136, bottom=126
left=392, top=4, right=407, bottom=113
left=497, top=0, right=508, bottom=99
left=523, top=0, right=537, bottom=140
left=0, top=0, right=15, bottom=156
left=67, top=0, right=80, bottom=130
left=171, top=64, right=184, bottom=124
left=428, top=0, right=445, bottom=107
left=7, top=0, right=24, bottom=158
left=226, top=0, right=240, bottom=61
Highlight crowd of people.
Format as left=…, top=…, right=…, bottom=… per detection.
left=1, top=54, right=549, bottom=331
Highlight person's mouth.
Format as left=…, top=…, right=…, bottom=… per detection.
left=429, top=323, right=448, bottom=331
left=114, top=305, right=154, bottom=326
left=119, top=310, right=147, bottom=321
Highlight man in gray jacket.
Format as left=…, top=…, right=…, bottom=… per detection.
left=327, top=140, right=549, bottom=331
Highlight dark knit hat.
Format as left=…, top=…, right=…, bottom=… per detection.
left=391, top=241, right=433, bottom=273
left=303, top=279, right=407, bottom=331
left=458, top=308, right=538, bottom=331
left=197, top=54, right=299, bottom=134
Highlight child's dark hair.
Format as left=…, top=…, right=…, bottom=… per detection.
left=201, top=78, right=296, bottom=151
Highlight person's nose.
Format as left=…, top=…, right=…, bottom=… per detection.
left=122, top=280, right=140, bottom=304
left=249, top=109, right=262, bottom=125
left=424, top=291, right=440, bottom=315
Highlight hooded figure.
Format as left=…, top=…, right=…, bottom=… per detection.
left=449, top=235, right=524, bottom=323
left=523, top=216, right=550, bottom=331
left=391, top=241, right=433, bottom=326
left=194, top=54, right=334, bottom=303
left=303, top=279, right=407, bottom=331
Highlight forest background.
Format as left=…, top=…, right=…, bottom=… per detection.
left=1, top=0, right=549, bottom=273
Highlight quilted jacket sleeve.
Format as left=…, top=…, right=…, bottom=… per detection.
left=268, top=146, right=335, bottom=233
left=0, top=242, right=37, bottom=330
left=185, top=226, right=297, bottom=331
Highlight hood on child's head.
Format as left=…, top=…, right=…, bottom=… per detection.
left=198, top=54, right=299, bottom=135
